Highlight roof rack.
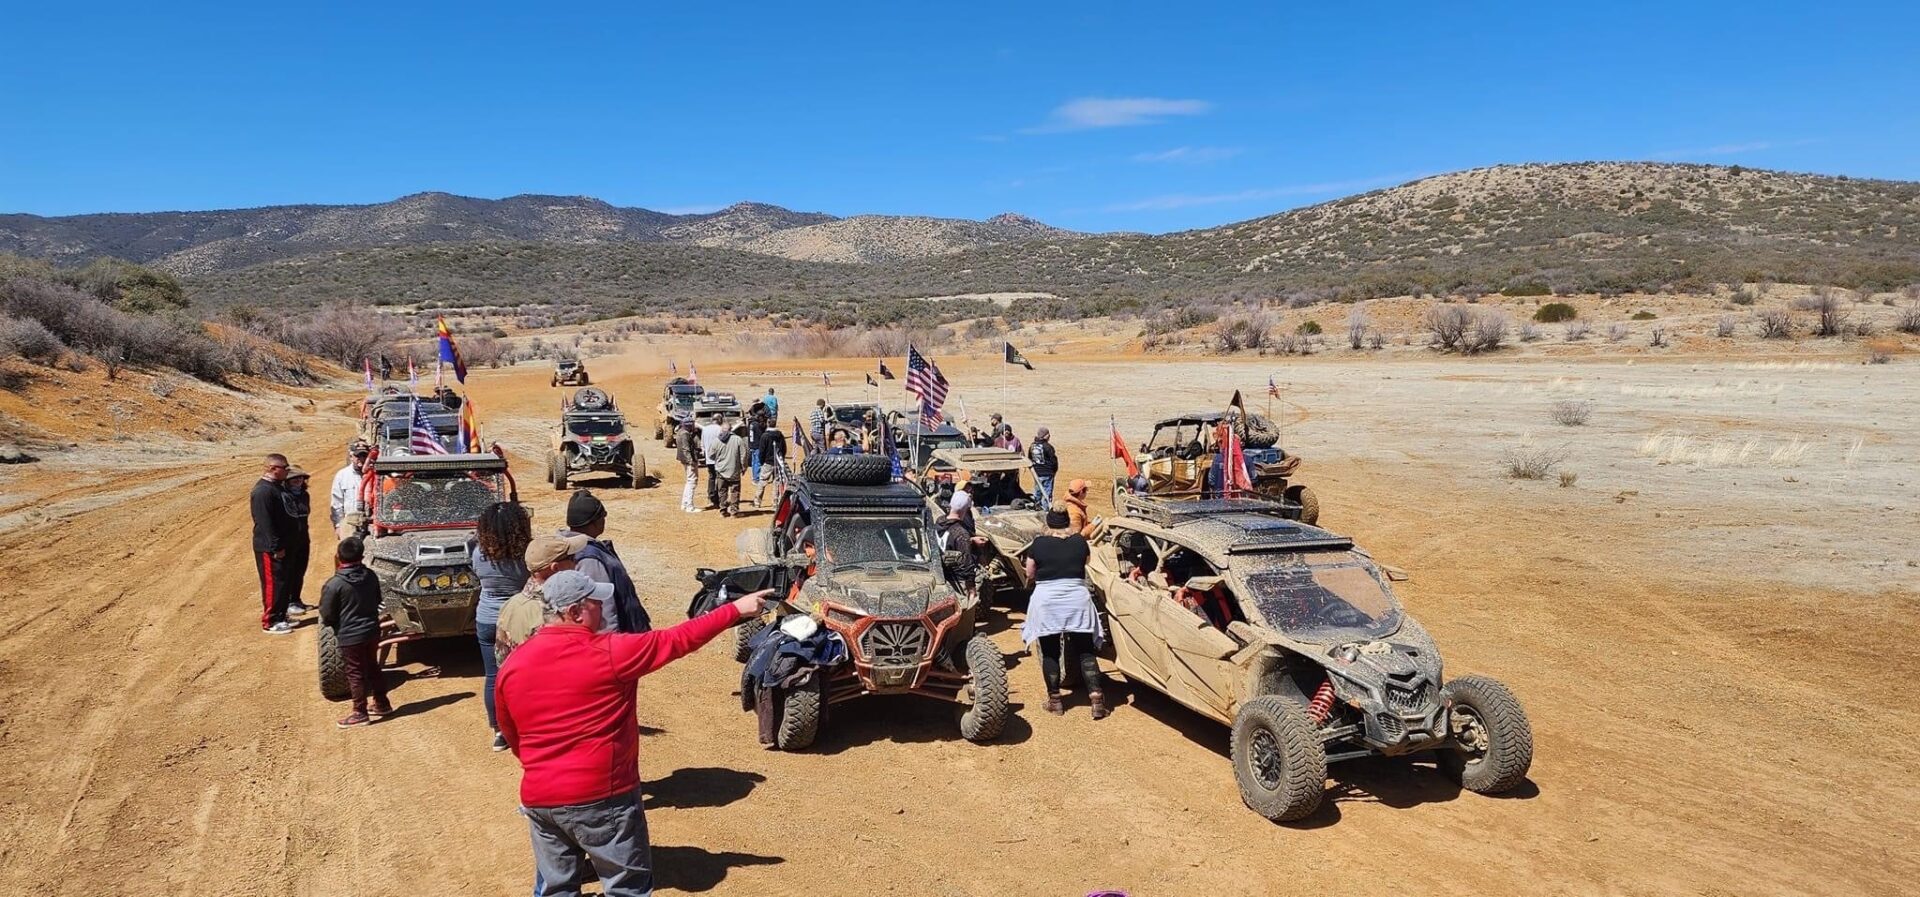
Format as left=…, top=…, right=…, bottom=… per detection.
left=1119, top=493, right=1293, bottom=525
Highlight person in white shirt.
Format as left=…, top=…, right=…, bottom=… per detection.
left=699, top=416, right=726, bottom=510
left=330, top=441, right=371, bottom=536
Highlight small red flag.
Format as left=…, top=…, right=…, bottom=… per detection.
left=1110, top=417, right=1140, bottom=479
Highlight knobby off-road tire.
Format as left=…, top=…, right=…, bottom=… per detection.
left=1438, top=675, right=1533, bottom=794
left=959, top=634, right=1010, bottom=742
left=318, top=625, right=350, bottom=702
left=1231, top=695, right=1328, bottom=822
left=775, top=678, right=823, bottom=751
left=550, top=453, right=568, bottom=491
left=801, top=453, right=892, bottom=487
left=629, top=453, right=648, bottom=488
left=733, top=617, right=765, bottom=664
left=1242, top=413, right=1281, bottom=449
left=1286, top=484, right=1320, bottom=526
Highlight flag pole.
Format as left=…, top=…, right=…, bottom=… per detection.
left=1000, top=342, right=1008, bottom=414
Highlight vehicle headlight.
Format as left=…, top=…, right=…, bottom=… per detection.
left=416, top=575, right=435, bottom=590
left=825, top=606, right=862, bottom=626
left=435, top=573, right=453, bottom=589
left=457, top=573, right=475, bottom=588
left=925, top=600, right=958, bottom=624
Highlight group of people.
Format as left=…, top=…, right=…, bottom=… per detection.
left=278, top=448, right=771, bottom=894
left=248, top=395, right=1108, bottom=896
left=674, top=387, right=790, bottom=517
left=250, top=452, right=316, bottom=633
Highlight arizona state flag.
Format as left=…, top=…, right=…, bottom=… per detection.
left=1005, top=342, right=1033, bottom=370
left=435, top=317, right=467, bottom=384
left=457, top=398, right=481, bottom=453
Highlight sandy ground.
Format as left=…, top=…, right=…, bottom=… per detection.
left=1, top=341, right=1916, bottom=897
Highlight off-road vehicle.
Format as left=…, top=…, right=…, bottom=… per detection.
left=704, top=452, right=1009, bottom=749
left=547, top=387, right=645, bottom=490
left=552, top=359, right=589, bottom=387
left=692, top=390, right=743, bottom=429
left=1086, top=494, right=1532, bottom=821
left=917, top=447, right=1044, bottom=603
left=1126, top=411, right=1318, bottom=525
left=654, top=378, right=706, bottom=441
left=321, top=450, right=519, bottom=700
left=371, top=400, right=459, bottom=455
left=884, top=409, right=970, bottom=472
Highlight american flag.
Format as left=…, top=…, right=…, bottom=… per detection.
left=904, top=344, right=948, bottom=427
left=687, top=363, right=699, bottom=385
left=408, top=399, right=449, bottom=455
left=1267, top=375, right=1280, bottom=398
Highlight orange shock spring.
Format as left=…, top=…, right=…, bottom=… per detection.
left=1307, top=678, right=1336, bottom=724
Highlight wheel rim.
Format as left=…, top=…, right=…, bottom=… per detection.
left=1250, top=726, right=1286, bottom=790
left=1451, top=704, right=1489, bottom=766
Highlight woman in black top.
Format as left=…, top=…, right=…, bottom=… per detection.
left=1020, top=507, right=1109, bottom=719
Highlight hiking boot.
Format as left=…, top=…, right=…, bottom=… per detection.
left=1044, top=694, right=1065, bottom=716
left=1089, top=692, right=1109, bottom=721
left=491, top=732, right=509, bottom=752
left=264, top=621, right=295, bottom=635
left=336, top=711, right=370, bottom=729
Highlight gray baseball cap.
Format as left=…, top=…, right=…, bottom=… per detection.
left=541, top=570, right=614, bottom=612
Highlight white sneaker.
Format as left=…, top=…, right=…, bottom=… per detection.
left=264, top=621, right=295, bottom=635
left=682, top=507, right=701, bottom=514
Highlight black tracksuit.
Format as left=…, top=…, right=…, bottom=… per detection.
left=250, top=478, right=300, bottom=627
left=281, top=486, right=313, bottom=612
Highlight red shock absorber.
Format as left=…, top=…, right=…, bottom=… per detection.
left=1307, top=678, right=1336, bottom=725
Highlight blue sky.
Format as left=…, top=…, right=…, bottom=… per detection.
left=2, top=2, right=1915, bottom=233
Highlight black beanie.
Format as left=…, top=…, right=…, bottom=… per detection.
left=566, top=490, right=606, bottom=529
left=1046, top=509, right=1071, bottom=530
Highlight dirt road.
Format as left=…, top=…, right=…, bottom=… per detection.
left=2, top=345, right=1914, bottom=896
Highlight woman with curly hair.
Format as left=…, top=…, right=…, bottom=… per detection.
left=471, top=501, right=532, bottom=751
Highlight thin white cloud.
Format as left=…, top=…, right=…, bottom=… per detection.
left=658, top=203, right=725, bottom=215
left=1648, top=138, right=1819, bottom=160
left=1027, top=97, right=1212, bottom=133
left=1132, top=146, right=1243, bottom=164
left=1103, top=173, right=1418, bottom=212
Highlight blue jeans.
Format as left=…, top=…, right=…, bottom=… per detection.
left=525, top=789, right=652, bottom=897
left=750, top=447, right=762, bottom=483
left=477, top=622, right=500, bottom=731
left=1033, top=474, right=1055, bottom=507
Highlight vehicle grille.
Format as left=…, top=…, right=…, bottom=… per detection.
left=1375, top=712, right=1405, bottom=741
left=860, top=621, right=930, bottom=669
left=1386, top=684, right=1429, bottom=714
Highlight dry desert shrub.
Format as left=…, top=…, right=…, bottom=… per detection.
left=1215, top=309, right=1273, bottom=352
left=1558, top=470, right=1578, bottom=488
left=1716, top=315, right=1738, bottom=338
left=1501, top=443, right=1567, bottom=480
left=1607, top=323, right=1629, bottom=342
left=1347, top=306, right=1368, bottom=350
left=1896, top=304, right=1920, bottom=335
left=1649, top=326, right=1668, bottom=347
left=1565, top=320, right=1591, bottom=341
left=1550, top=400, right=1593, bottom=426
left=1426, top=304, right=1507, bottom=353
left=1757, top=308, right=1794, bottom=339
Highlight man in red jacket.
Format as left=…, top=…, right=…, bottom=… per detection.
left=496, top=570, right=769, bottom=897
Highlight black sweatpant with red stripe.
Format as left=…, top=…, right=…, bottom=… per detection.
left=255, top=550, right=291, bottom=628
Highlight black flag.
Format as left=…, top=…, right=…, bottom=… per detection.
left=865, top=372, right=878, bottom=387
left=878, top=360, right=897, bottom=379
left=1004, top=342, right=1033, bottom=370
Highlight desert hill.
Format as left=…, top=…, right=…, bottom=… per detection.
left=0, top=194, right=1075, bottom=275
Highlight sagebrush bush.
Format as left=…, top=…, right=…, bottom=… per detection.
left=1631, top=310, right=1657, bottom=321
left=1757, top=308, right=1794, bottom=339
left=1533, top=302, right=1577, bottom=323
left=0, top=314, right=67, bottom=363
left=1501, top=444, right=1566, bottom=480
left=1296, top=319, right=1322, bottom=335
left=1215, top=310, right=1273, bottom=352
left=1550, top=400, right=1592, bottom=426
left=1145, top=305, right=1219, bottom=335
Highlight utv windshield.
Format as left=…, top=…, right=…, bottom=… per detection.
left=823, top=514, right=933, bottom=568
left=1147, top=422, right=1207, bottom=456
left=1240, top=554, right=1402, bottom=644
left=374, top=470, right=508, bottom=528
left=567, top=417, right=625, bottom=437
